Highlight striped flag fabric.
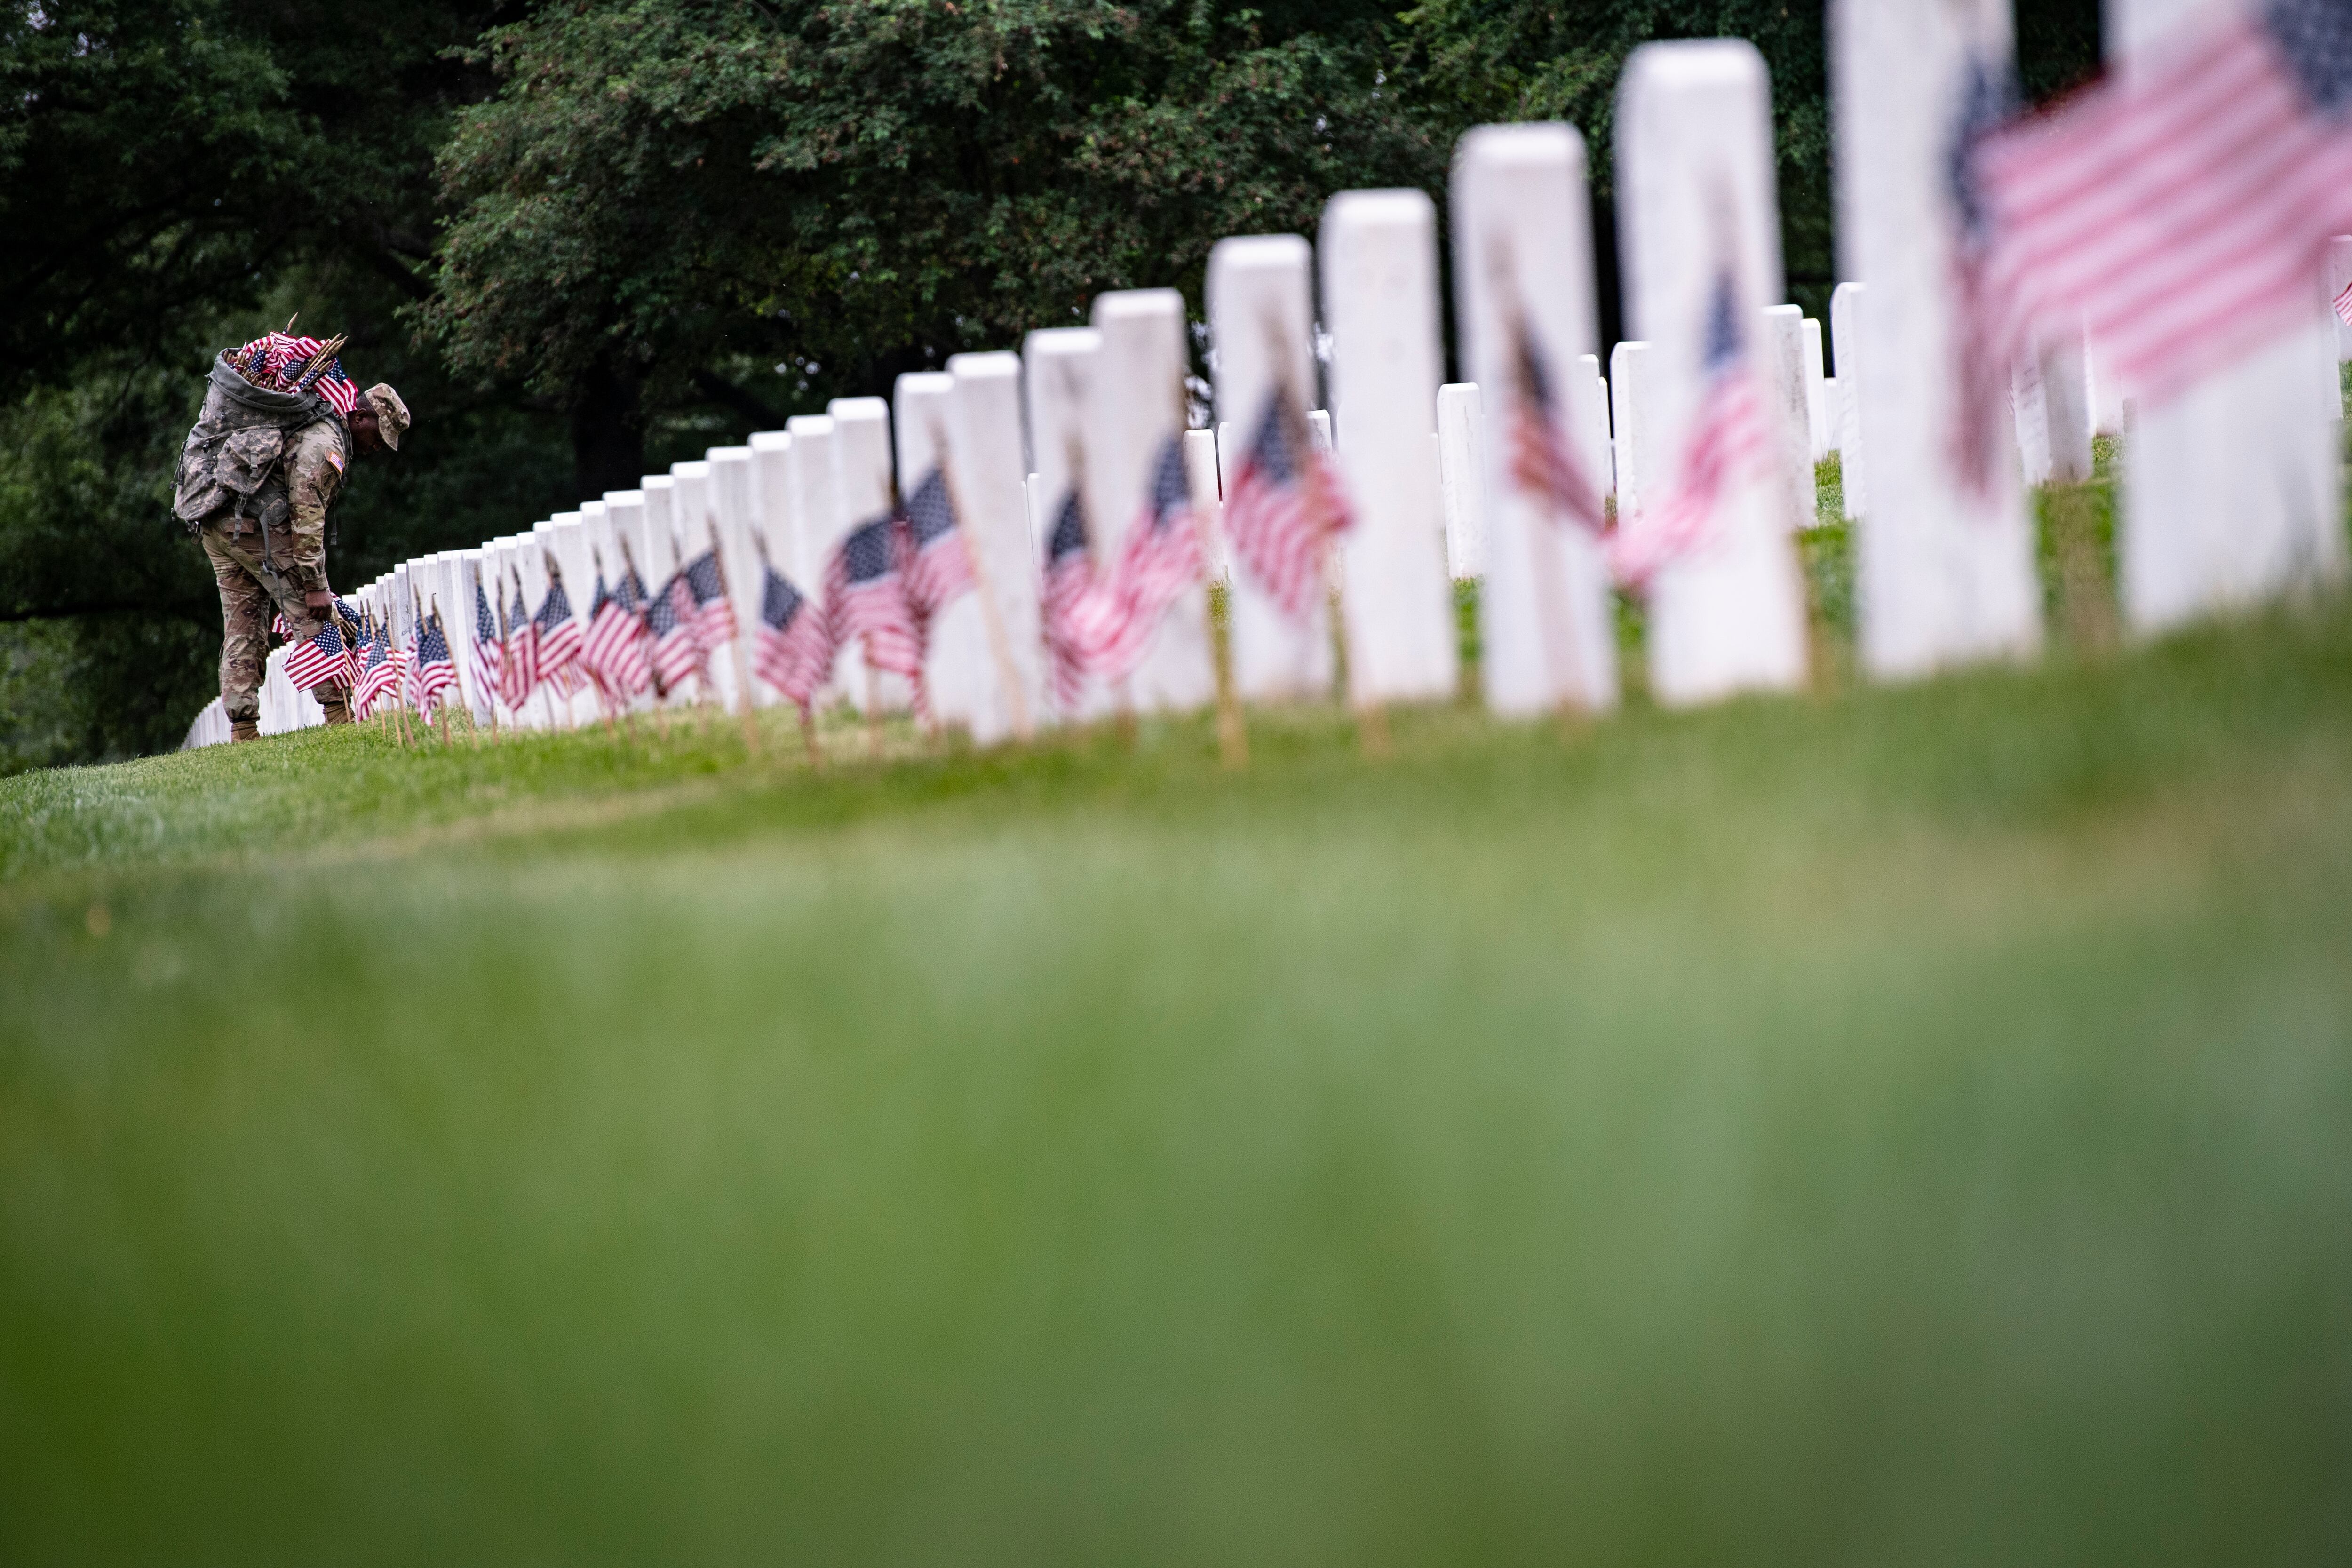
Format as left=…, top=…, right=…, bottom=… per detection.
left=582, top=567, right=652, bottom=701
left=824, top=515, right=925, bottom=684
left=1507, top=321, right=1609, bottom=535
left=754, top=565, right=834, bottom=708
left=680, top=549, right=737, bottom=655
left=412, top=613, right=457, bottom=712
left=2333, top=275, right=2352, bottom=328
left=1090, top=436, right=1204, bottom=684
left=533, top=567, right=585, bottom=694
left=501, top=574, right=538, bottom=710
left=1609, top=270, right=1774, bottom=589
left=899, top=467, right=976, bottom=621
left=471, top=574, right=503, bottom=702
left=285, top=615, right=356, bottom=691
left=231, top=332, right=362, bottom=419
left=1221, top=395, right=1354, bottom=624
left=1039, top=486, right=1108, bottom=710
left=647, top=572, right=704, bottom=694
left=1975, top=0, right=2352, bottom=404
left=353, top=615, right=400, bottom=715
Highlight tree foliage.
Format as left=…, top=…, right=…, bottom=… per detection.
left=422, top=0, right=1440, bottom=491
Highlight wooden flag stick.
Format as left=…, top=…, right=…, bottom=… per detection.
left=930, top=422, right=1034, bottom=744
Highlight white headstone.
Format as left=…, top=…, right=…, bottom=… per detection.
left=828, top=396, right=912, bottom=713
left=1831, top=0, right=2042, bottom=676
left=1087, top=289, right=1214, bottom=713
left=2329, top=236, right=2352, bottom=362
left=1760, top=304, right=1818, bottom=530
left=1616, top=40, right=1809, bottom=704
left=747, top=430, right=796, bottom=585
left=1609, top=340, right=1654, bottom=522
left=1452, top=120, right=1620, bottom=716
left=1182, top=428, right=1224, bottom=578
left=704, top=447, right=766, bottom=710
left=1802, top=317, right=1830, bottom=462
left=2104, top=0, right=2345, bottom=634
left=947, top=350, right=1046, bottom=743
left=2040, top=334, right=2095, bottom=484
left=1322, top=188, right=1456, bottom=706
left=1436, top=382, right=1486, bottom=578
left=2013, top=351, right=2054, bottom=488
left=896, top=370, right=985, bottom=731
left=784, top=415, right=840, bottom=592
left=1571, top=354, right=1613, bottom=496
left=1022, top=326, right=1104, bottom=719
left=1208, top=233, right=1329, bottom=700
left=1829, top=282, right=1870, bottom=518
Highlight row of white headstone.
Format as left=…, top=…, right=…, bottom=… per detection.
left=188, top=0, right=2350, bottom=751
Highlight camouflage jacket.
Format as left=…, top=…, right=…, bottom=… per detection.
left=280, top=416, right=350, bottom=589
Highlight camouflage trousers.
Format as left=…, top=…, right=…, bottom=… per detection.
left=201, top=519, right=344, bottom=724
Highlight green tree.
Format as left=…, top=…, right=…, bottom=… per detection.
left=422, top=0, right=1441, bottom=495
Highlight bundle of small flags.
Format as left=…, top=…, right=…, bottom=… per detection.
left=230, top=332, right=361, bottom=419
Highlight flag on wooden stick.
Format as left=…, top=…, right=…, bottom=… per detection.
left=1506, top=318, right=1609, bottom=536
left=1975, top=0, right=2352, bottom=404
left=1609, top=270, right=1773, bottom=588
left=899, top=468, right=976, bottom=621
left=1090, top=437, right=1203, bottom=683
left=825, top=515, right=925, bottom=687
left=1221, top=394, right=1354, bottom=624
left=754, top=564, right=834, bottom=708
left=1040, top=487, right=1108, bottom=711
left=285, top=615, right=356, bottom=692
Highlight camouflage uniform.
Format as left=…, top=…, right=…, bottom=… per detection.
left=202, top=416, right=351, bottom=725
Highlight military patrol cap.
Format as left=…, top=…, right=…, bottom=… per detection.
left=363, top=383, right=410, bottom=451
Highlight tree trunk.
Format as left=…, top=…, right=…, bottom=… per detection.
left=570, top=358, right=647, bottom=503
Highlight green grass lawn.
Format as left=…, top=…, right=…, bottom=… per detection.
left=6, top=578, right=2352, bottom=1562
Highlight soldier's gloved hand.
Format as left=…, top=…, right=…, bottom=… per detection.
left=304, top=589, right=333, bottom=611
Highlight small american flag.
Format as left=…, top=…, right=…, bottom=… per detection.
left=680, top=549, right=737, bottom=654
left=231, top=332, right=361, bottom=419
left=1610, top=269, right=1774, bottom=588
left=755, top=565, right=834, bottom=708
left=824, top=515, right=926, bottom=683
left=1507, top=321, right=1608, bottom=534
left=471, top=574, right=503, bottom=701
left=353, top=615, right=400, bottom=715
left=1222, top=395, right=1354, bottom=624
left=582, top=566, right=652, bottom=700
left=533, top=566, right=585, bottom=695
left=2333, top=276, right=2352, bottom=328
left=1090, top=436, right=1203, bottom=684
left=1975, top=0, right=2352, bottom=404
left=899, top=467, right=976, bottom=621
left=646, top=571, right=703, bottom=694
left=412, top=612, right=457, bottom=712
left=285, top=615, right=356, bottom=692
left=1040, top=486, right=1108, bottom=710
left=501, top=574, right=538, bottom=710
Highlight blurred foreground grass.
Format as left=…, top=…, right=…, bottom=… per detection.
left=5, top=585, right=2352, bottom=1563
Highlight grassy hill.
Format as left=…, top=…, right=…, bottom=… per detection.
left=5, top=574, right=2352, bottom=1562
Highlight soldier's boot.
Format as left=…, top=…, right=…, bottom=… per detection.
left=318, top=691, right=353, bottom=727
left=230, top=718, right=260, bottom=743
